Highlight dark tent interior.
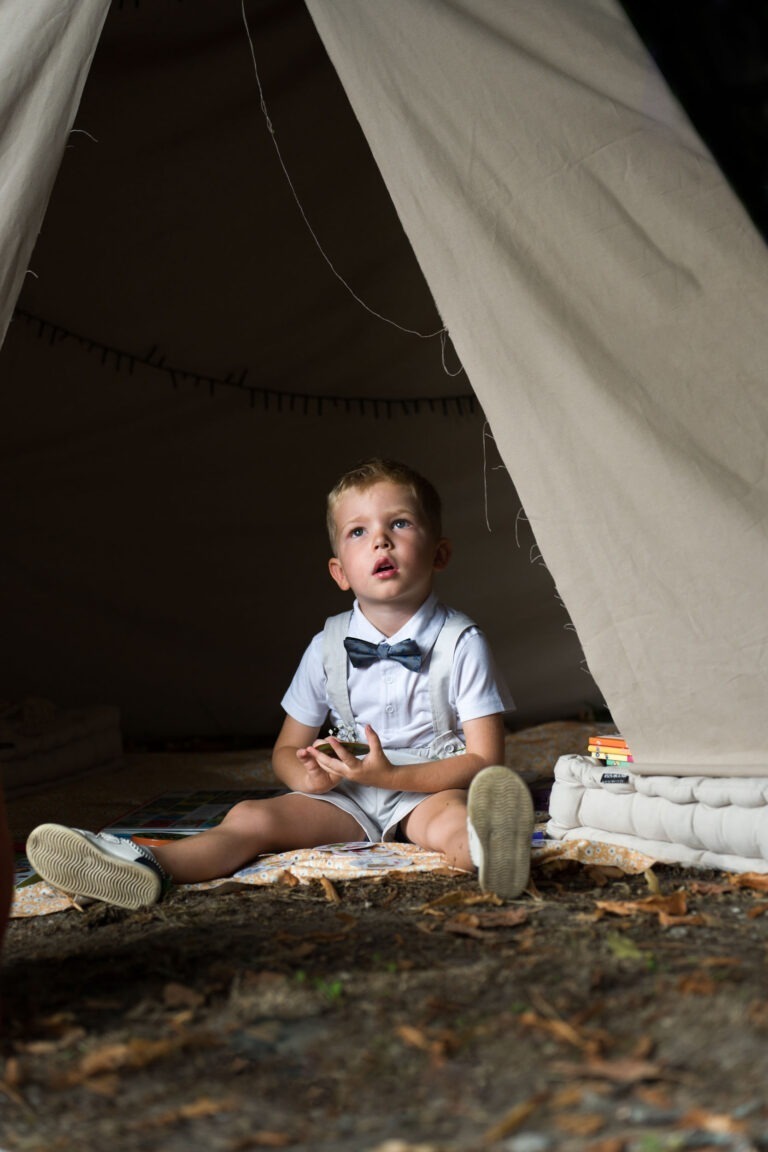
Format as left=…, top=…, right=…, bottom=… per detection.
left=1, top=0, right=765, bottom=751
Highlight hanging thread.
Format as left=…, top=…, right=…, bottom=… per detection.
left=240, top=0, right=463, bottom=375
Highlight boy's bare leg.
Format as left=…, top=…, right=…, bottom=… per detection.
left=403, top=773, right=534, bottom=900
left=151, top=793, right=363, bottom=884
left=401, top=790, right=472, bottom=872
left=26, top=794, right=363, bottom=911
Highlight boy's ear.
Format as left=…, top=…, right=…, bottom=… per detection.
left=433, top=537, right=452, bottom=572
left=328, top=556, right=351, bottom=591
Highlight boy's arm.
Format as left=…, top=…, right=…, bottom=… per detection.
left=272, top=714, right=343, bottom=794
left=311, top=712, right=506, bottom=793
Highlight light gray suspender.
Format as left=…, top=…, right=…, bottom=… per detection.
left=322, top=611, right=356, bottom=734
left=426, top=609, right=475, bottom=737
left=321, top=608, right=475, bottom=740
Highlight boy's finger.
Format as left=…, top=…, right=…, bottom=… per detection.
left=310, top=745, right=352, bottom=774
left=364, top=724, right=382, bottom=750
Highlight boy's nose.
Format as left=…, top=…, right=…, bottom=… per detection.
left=373, top=529, right=392, bottom=548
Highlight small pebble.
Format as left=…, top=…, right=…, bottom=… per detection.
left=501, top=1133, right=554, bottom=1152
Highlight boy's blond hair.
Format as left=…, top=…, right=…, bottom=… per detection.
left=326, top=459, right=443, bottom=551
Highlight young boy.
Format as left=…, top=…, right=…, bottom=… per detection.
left=26, top=460, right=534, bottom=909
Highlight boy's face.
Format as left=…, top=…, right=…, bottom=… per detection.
left=328, top=481, right=451, bottom=618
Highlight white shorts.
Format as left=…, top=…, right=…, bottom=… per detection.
left=291, top=737, right=468, bottom=841
left=293, top=780, right=428, bottom=841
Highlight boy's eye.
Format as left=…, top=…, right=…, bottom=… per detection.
left=349, top=527, right=365, bottom=538
left=392, top=518, right=411, bottom=529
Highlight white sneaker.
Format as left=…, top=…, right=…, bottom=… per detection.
left=467, top=766, right=534, bottom=899
left=26, top=824, right=170, bottom=910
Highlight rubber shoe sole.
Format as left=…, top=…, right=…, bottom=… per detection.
left=26, top=823, right=163, bottom=910
left=468, top=766, right=534, bottom=899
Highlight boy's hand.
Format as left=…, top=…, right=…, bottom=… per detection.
left=295, top=746, right=343, bottom=793
left=307, top=725, right=397, bottom=788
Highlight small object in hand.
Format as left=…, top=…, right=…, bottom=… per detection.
left=316, top=740, right=370, bottom=757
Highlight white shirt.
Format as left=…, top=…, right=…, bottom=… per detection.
left=281, top=593, right=514, bottom=750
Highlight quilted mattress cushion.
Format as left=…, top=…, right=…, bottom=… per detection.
left=547, top=755, right=768, bottom=873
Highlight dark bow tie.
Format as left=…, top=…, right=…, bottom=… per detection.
left=344, top=636, right=422, bottom=672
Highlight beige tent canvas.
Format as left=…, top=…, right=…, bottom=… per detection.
left=1, top=1, right=766, bottom=793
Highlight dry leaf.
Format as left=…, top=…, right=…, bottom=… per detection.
left=585, top=865, right=625, bottom=887
left=147, top=1096, right=239, bottom=1126
left=550, top=1057, right=663, bottom=1085
left=554, top=1113, right=605, bottom=1136
left=550, top=1085, right=587, bottom=1108
left=644, top=868, right=661, bottom=894
left=581, top=1056, right=663, bottom=1084
left=474, top=907, right=529, bottom=928
left=335, top=910, right=358, bottom=926
left=524, top=875, right=543, bottom=900
left=318, top=876, right=340, bottom=903
left=520, top=1011, right=603, bottom=1056
left=658, top=913, right=710, bottom=928
left=394, top=1024, right=457, bottom=1066
left=163, top=982, right=204, bottom=1009
left=678, top=970, right=717, bottom=995
left=595, top=890, right=688, bottom=923
left=83, top=1074, right=120, bottom=1097
left=168, top=1009, right=195, bottom=1029
left=442, top=906, right=529, bottom=938
left=21, top=1038, right=66, bottom=1056
left=747, top=902, right=768, bottom=919
left=516, top=926, right=536, bottom=952
left=61, top=1033, right=207, bottom=1086
left=3, top=1058, right=22, bottom=1088
left=420, top=890, right=502, bottom=912
left=180, top=1096, right=236, bottom=1119
left=482, top=1093, right=546, bottom=1143
left=729, top=872, right=768, bottom=893
left=0, top=1058, right=25, bottom=1106
left=634, top=1083, right=673, bottom=1108
left=40, top=1011, right=77, bottom=1031
left=396, top=1025, right=432, bottom=1052
left=677, top=1108, right=747, bottom=1134
left=687, top=880, right=731, bottom=895
left=230, top=1129, right=295, bottom=1149
left=442, top=915, right=488, bottom=940
left=631, top=1035, right=656, bottom=1059
left=748, top=1001, right=768, bottom=1028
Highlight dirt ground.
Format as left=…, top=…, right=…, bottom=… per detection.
left=2, top=858, right=768, bottom=1152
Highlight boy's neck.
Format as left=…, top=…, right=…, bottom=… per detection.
left=356, top=592, right=433, bottom=638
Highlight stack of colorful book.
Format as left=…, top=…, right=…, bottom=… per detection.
left=587, top=734, right=633, bottom=766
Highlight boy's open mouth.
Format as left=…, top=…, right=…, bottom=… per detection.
left=373, top=558, right=397, bottom=576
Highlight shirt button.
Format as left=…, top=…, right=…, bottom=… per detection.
left=385, top=705, right=395, bottom=714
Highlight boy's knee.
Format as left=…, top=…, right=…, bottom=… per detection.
left=432, top=791, right=468, bottom=826
left=436, top=802, right=469, bottom=846
left=220, top=799, right=270, bottom=835
left=409, top=791, right=467, bottom=849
